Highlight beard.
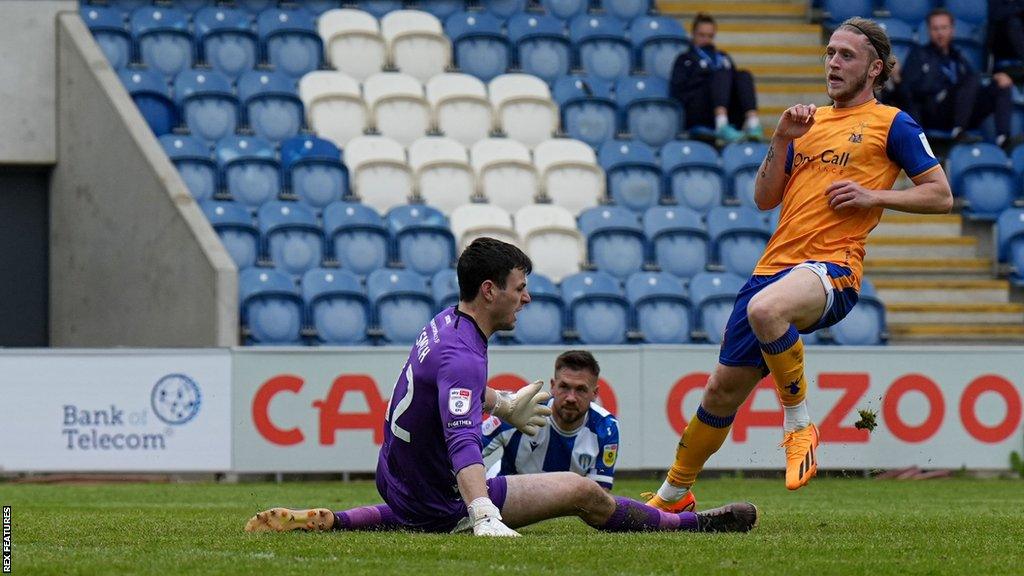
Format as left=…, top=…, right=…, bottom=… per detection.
left=827, top=67, right=870, bottom=103
left=555, top=405, right=585, bottom=427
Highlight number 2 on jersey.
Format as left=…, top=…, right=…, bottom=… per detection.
left=386, top=362, right=414, bottom=442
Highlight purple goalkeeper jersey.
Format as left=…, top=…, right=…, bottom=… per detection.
left=376, top=307, right=489, bottom=526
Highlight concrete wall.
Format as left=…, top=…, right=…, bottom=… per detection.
left=0, top=1, right=75, bottom=164
left=50, top=14, right=238, bottom=347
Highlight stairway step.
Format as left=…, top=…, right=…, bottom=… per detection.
left=867, top=235, right=978, bottom=259
left=659, top=2, right=807, bottom=18
left=873, top=278, right=1010, bottom=304
left=873, top=213, right=962, bottom=236
left=713, top=22, right=821, bottom=46
left=756, top=82, right=831, bottom=107
left=864, top=257, right=992, bottom=276
left=888, top=323, right=1024, bottom=343
left=721, top=44, right=825, bottom=66
left=887, top=302, right=1024, bottom=324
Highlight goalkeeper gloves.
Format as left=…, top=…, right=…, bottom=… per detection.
left=468, top=497, right=519, bottom=537
left=490, top=380, right=552, bottom=436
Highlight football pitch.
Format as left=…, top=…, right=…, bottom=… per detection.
left=3, top=477, right=1022, bottom=575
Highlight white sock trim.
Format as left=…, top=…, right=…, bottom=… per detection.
left=656, top=479, right=689, bottom=502
left=783, top=400, right=810, bottom=433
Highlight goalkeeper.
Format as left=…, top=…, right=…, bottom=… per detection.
left=247, top=238, right=757, bottom=537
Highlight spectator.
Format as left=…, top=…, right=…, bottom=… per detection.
left=670, top=12, right=763, bottom=143
left=988, top=0, right=1024, bottom=80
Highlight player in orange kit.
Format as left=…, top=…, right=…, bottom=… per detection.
left=645, top=17, right=953, bottom=512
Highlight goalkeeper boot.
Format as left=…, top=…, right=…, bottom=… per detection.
left=244, top=508, right=334, bottom=532
left=696, top=502, right=758, bottom=533
left=782, top=422, right=819, bottom=490
left=642, top=489, right=697, bottom=513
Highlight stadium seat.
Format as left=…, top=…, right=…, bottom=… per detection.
left=81, top=6, right=132, bottom=70
left=131, top=7, right=193, bottom=79
left=200, top=199, right=260, bottom=269
left=323, top=201, right=390, bottom=276
left=258, top=201, right=325, bottom=277
left=419, top=0, right=464, bottom=21
left=722, top=142, right=768, bottom=207
left=431, top=268, right=460, bottom=310
left=579, top=206, right=646, bottom=279
left=425, top=73, right=495, bottom=147
left=366, top=268, right=435, bottom=344
left=541, top=0, right=589, bottom=21
left=883, top=0, right=934, bottom=26
left=947, top=143, right=1016, bottom=220
left=822, top=0, right=873, bottom=29
left=830, top=278, right=887, bottom=345
left=237, top=70, right=304, bottom=143
left=303, top=268, right=372, bottom=345
left=946, top=0, right=987, bottom=25
left=280, top=135, right=348, bottom=212
left=630, top=16, right=689, bottom=81
left=298, top=70, right=370, bottom=148
left=173, top=69, right=238, bottom=143
left=598, top=139, right=663, bottom=213
left=215, top=135, right=281, bottom=209
left=533, top=138, right=606, bottom=216
left=119, top=68, right=177, bottom=136
left=511, top=273, right=564, bottom=344
left=604, top=0, right=651, bottom=23
left=996, top=208, right=1024, bottom=286
left=488, top=74, right=560, bottom=148
left=569, top=15, right=632, bottom=82
left=689, top=271, right=745, bottom=343
left=446, top=11, right=512, bottom=82
left=876, top=18, right=916, bottom=65
left=303, top=1, right=345, bottom=17
left=643, top=206, right=710, bottom=279
left=615, top=76, right=683, bottom=148
left=257, top=8, right=323, bottom=78
left=514, top=204, right=584, bottom=282
left=481, top=0, right=530, bottom=20
left=471, top=138, right=540, bottom=214
left=707, top=206, right=771, bottom=277
left=408, top=137, right=476, bottom=215
left=660, top=140, right=725, bottom=215
left=952, top=21, right=986, bottom=73
left=508, top=14, right=572, bottom=85
left=553, top=75, right=618, bottom=148
left=386, top=204, right=457, bottom=276
left=450, top=204, right=519, bottom=250
left=381, top=10, right=451, bottom=83
left=363, top=72, right=431, bottom=147
left=344, top=135, right=415, bottom=213
left=160, top=134, right=217, bottom=201
left=356, top=0, right=404, bottom=19
left=318, top=9, right=387, bottom=81
left=240, top=267, right=303, bottom=344
left=560, top=270, right=630, bottom=344
left=105, top=0, right=150, bottom=10
left=166, top=0, right=213, bottom=14
left=193, top=7, right=257, bottom=80
left=236, top=0, right=277, bottom=14
left=626, top=271, right=692, bottom=343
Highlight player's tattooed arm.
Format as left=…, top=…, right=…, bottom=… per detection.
left=759, top=145, right=775, bottom=179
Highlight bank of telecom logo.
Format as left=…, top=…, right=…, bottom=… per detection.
left=151, top=374, right=202, bottom=425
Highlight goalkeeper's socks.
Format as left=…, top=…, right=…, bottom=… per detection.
left=666, top=405, right=734, bottom=488
left=333, top=504, right=401, bottom=531
left=595, top=497, right=699, bottom=532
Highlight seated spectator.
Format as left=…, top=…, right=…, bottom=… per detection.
left=988, top=0, right=1024, bottom=81
left=896, top=8, right=1014, bottom=147
left=670, top=12, right=763, bottom=143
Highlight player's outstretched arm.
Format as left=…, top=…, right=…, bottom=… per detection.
left=754, top=103, right=815, bottom=210
left=486, top=380, right=552, bottom=436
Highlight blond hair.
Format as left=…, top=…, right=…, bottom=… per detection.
left=838, top=17, right=896, bottom=88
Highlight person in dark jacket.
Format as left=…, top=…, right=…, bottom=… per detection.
left=670, top=12, right=763, bottom=143
left=988, top=0, right=1024, bottom=78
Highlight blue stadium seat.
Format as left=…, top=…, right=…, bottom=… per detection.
left=119, top=68, right=177, bottom=136
left=604, top=0, right=651, bottom=22
left=355, top=0, right=404, bottom=19
left=570, top=15, right=632, bottom=81
left=81, top=6, right=132, bottom=69
left=952, top=21, right=986, bottom=73
left=215, top=135, right=280, bottom=209
left=578, top=206, right=646, bottom=279
left=280, top=135, right=348, bottom=211
left=707, top=206, right=771, bottom=277
left=883, top=0, right=933, bottom=26
left=997, top=208, right=1024, bottom=286
left=625, top=271, right=691, bottom=343
left=615, top=76, right=683, bottom=148
left=541, top=0, right=588, bottom=21
left=512, top=273, right=565, bottom=344
left=947, top=143, right=1016, bottom=220
left=560, top=270, right=630, bottom=344
left=553, top=75, right=618, bottom=147
left=302, top=268, right=372, bottom=345
left=508, top=14, right=572, bottom=85
left=106, top=0, right=151, bottom=11
left=689, top=271, right=744, bottom=343
left=598, top=139, right=663, bottom=213
left=830, top=278, right=887, bottom=345
left=660, top=140, right=724, bottom=214
left=446, top=11, right=512, bottom=82
left=630, top=16, right=689, bottom=81
left=200, top=199, right=260, bottom=269
left=167, top=0, right=214, bottom=13
left=257, top=8, right=323, bottom=78
left=323, top=201, right=390, bottom=277
left=643, top=206, right=709, bottom=279
left=130, top=7, right=193, bottom=79
left=877, top=18, right=916, bottom=64
left=194, top=7, right=258, bottom=81
left=236, top=0, right=278, bottom=14
left=258, top=201, right=325, bottom=277
left=240, top=267, right=303, bottom=344
left=367, top=268, right=435, bottom=344
left=822, top=0, right=873, bottom=29
left=431, top=268, right=460, bottom=310
left=722, top=142, right=768, bottom=207
left=945, top=0, right=987, bottom=25
left=420, top=0, right=464, bottom=21
left=237, top=70, right=304, bottom=143
left=173, top=69, right=239, bottom=143
left=303, top=1, right=345, bottom=16
left=160, top=134, right=217, bottom=201
left=386, top=205, right=457, bottom=277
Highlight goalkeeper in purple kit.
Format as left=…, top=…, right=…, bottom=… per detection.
left=246, top=238, right=758, bottom=536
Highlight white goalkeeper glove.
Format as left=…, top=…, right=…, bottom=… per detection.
left=468, top=497, right=519, bottom=537
left=490, top=380, right=552, bottom=436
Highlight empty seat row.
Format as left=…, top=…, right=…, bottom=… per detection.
left=949, top=143, right=1024, bottom=221
left=996, top=208, right=1024, bottom=287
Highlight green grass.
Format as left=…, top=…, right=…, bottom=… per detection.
left=3, top=478, right=1022, bottom=575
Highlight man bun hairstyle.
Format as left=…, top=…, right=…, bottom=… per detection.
left=457, top=237, right=533, bottom=302
left=839, top=17, right=896, bottom=88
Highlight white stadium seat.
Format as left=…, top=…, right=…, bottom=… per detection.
left=450, top=204, right=519, bottom=251
left=514, top=204, right=584, bottom=282
left=344, top=135, right=414, bottom=213
left=298, top=70, right=369, bottom=147
left=425, top=73, right=494, bottom=147
left=318, top=9, right=386, bottom=81
left=533, top=138, right=606, bottom=216
left=488, top=73, right=559, bottom=149
left=381, top=10, right=451, bottom=83
left=470, top=138, right=539, bottom=215
left=363, top=72, right=431, bottom=147
left=408, top=136, right=476, bottom=215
